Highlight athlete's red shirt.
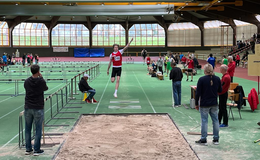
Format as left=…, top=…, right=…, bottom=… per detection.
left=147, top=57, right=151, bottom=64
left=181, top=57, right=187, bottom=63
left=188, top=59, right=194, bottom=69
left=110, top=49, right=123, bottom=67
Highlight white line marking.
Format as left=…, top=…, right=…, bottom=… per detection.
left=0, top=98, right=62, bottom=148
left=0, top=86, right=15, bottom=93
left=0, top=83, right=64, bottom=120
left=110, top=101, right=139, bottom=104
left=133, top=71, right=156, bottom=113
left=94, top=77, right=110, bottom=114
left=108, top=105, right=141, bottom=109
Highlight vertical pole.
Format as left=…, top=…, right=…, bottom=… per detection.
left=61, top=89, right=64, bottom=108
left=65, top=85, right=68, bottom=103
left=42, top=122, right=45, bottom=145
left=258, top=76, right=260, bottom=95
left=74, top=76, right=78, bottom=95
left=50, top=96, right=53, bottom=119
left=69, top=78, right=75, bottom=99
left=56, top=93, right=59, bottom=112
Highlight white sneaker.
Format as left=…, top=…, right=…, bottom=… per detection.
left=114, top=93, right=117, bottom=98
left=172, top=105, right=176, bottom=108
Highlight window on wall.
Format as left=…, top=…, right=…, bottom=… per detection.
left=234, top=20, right=257, bottom=41
left=92, top=24, right=125, bottom=46
left=129, top=24, right=165, bottom=46
left=168, top=23, right=201, bottom=47
left=13, top=23, right=48, bottom=47
left=0, top=22, right=9, bottom=46
left=52, top=24, right=89, bottom=46
left=204, top=20, right=233, bottom=46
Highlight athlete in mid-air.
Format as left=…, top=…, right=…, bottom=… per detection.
left=107, top=38, right=134, bottom=98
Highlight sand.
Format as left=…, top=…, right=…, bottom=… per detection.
left=56, top=114, right=198, bottom=160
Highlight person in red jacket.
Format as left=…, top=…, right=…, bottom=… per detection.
left=107, top=38, right=133, bottom=98
left=181, top=55, right=187, bottom=67
left=236, top=54, right=240, bottom=67
left=218, top=65, right=231, bottom=128
left=227, top=56, right=236, bottom=82
left=186, top=56, right=194, bottom=82
left=146, top=54, right=151, bottom=68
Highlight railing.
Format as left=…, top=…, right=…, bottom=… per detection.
left=18, top=63, right=100, bottom=148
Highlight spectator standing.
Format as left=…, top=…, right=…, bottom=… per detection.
left=222, top=55, right=228, bottom=65
left=157, top=56, right=164, bottom=75
left=195, top=64, right=222, bottom=146
left=146, top=54, right=151, bottom=68
left=2, top=53, right=7, bottom=65
left=181, top=55, right=187, bottom=67
left=141, top=49, right=147, bottom=65
left=22, top=53, right=26, bottom=67
left=24, top=65, right=48, bottom=156
left=218, top=65, right=231, bottom=128
left=186, top=57, right=194, bottom=82
left=27, top=53, right=31, bottom=66
left=227, top=56, right=236, bottom=82
left=207, top=54, right=216, bottom=69
left=35, top=54, right=39, bottom=64
left=170, top=62, right=183, bottom=107
left=30, top=53, right=33, bottom=65
left=8, top=54, right=12, bottom=65
left=179, top=52, right=184, bottom=60
left=236, top=54, right=240, bottom=67
left=164, top=54, right=168, bottom=73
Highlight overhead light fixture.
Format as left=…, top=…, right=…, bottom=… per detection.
left=129, top=2, right=133, bottom=6
left=101, top=3, right=104, bottom=6
left=157, top=2, right=161, bottom=5
left=162, top=15, right=164, bottom=17
left=185, top=2, right=189, bottom=5
left=138, top=16, right=141, bottom=20
left=3, top=16, right=5, bottom=19
left=44, top=3, right=47, bottom=5
left=72, top=16, right=75, bottom=19
left=15, top=3, right=19, bottom=5
left=181, top=12, right=183, bottom=16
left=218, top=0, right=221, bottom=2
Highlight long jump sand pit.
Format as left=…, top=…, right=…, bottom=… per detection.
left=55, top=114, right=198, bottom=160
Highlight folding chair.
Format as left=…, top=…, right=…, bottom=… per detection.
left=227, top=93, right=242, bottom=121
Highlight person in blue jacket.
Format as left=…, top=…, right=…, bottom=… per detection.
left=207, top=54, right=216, bottom=69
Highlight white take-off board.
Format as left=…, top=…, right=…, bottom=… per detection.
left=248, top=44, right=260, bottom=76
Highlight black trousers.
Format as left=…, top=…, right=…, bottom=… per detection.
left=158, top=66, right=163, bottom=75
left=230, top=76, right=233, bottom=83
left=219, top=92, right=228, bottom=125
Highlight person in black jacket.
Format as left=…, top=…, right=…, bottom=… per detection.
left=22, top=53, right=26, bottom=67
left=169, top=62, right=183, bottom=107
left=79, top=74, right=97, bottom=103
left=24, top=65, right=48, bottom=156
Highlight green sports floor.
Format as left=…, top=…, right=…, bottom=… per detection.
left=0, top=63, right=260, bottom=160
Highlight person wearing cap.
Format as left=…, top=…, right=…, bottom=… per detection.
left=79, top=74, right=97, bottom=103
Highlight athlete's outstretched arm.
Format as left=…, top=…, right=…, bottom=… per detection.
left=107, top=58, right=112, bottom=75
left=123, top=38, right=134, bottom=52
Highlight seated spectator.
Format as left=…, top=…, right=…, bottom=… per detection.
left=152, top=60, right=157, bottom=72
left=79, top=74, right=98, bottom=104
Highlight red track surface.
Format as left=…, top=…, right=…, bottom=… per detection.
left=198, top=59, right=258, bottom=82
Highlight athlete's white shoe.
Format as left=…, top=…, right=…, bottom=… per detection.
left=113, top=93, right=117, bottom=98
